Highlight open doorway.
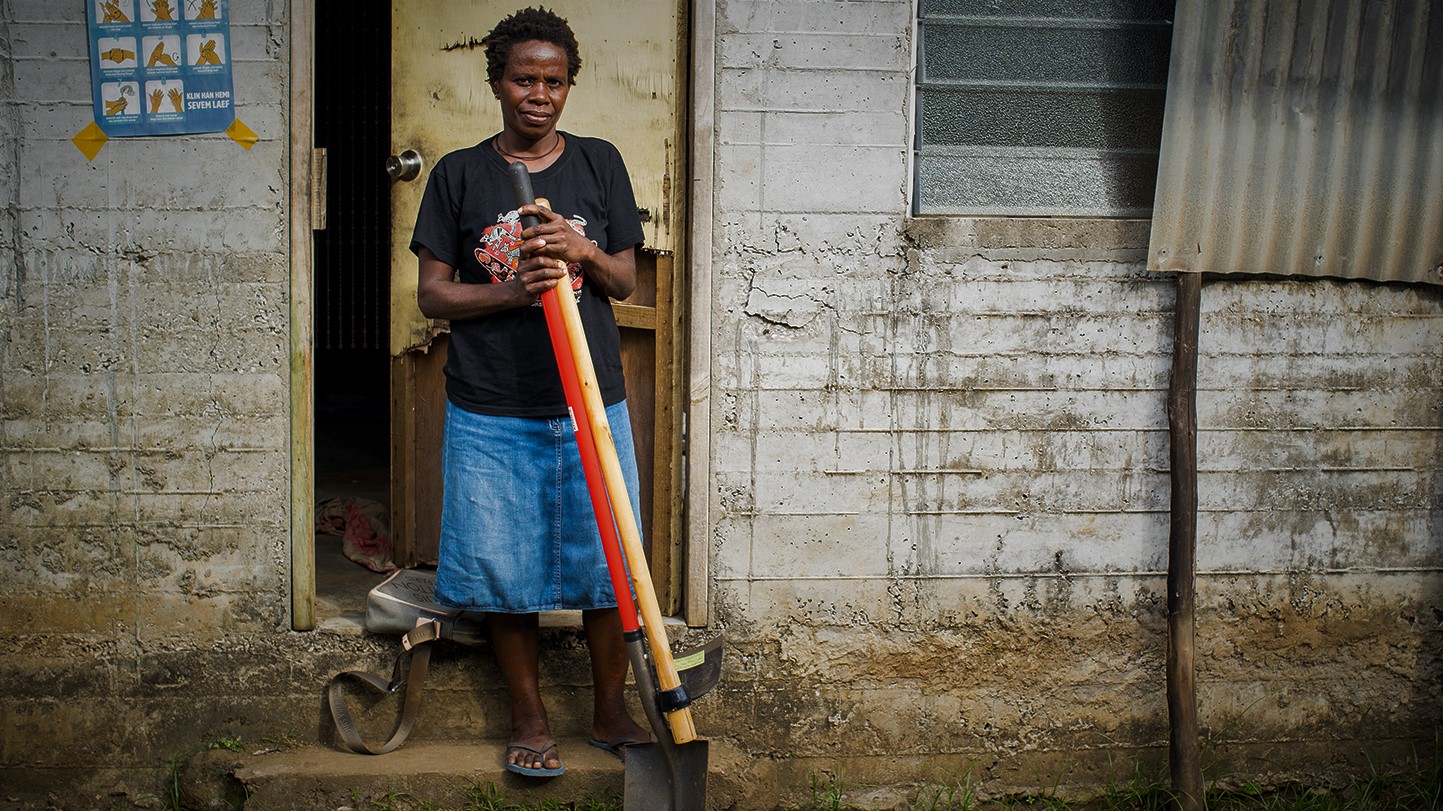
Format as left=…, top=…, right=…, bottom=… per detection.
left=302, top=0, right=696, bottom=624
left=313, top=1, right=393, bottom=622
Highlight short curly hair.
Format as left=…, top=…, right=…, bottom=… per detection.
left=483, top=7, right=582, bottom=86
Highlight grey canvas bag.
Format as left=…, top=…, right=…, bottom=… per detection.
left=362, top=568, right=488, bottom=643
left=326, top=569, right=487, bottom=754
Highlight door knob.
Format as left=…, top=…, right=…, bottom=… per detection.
left=386, top=149, right=423, bottom=182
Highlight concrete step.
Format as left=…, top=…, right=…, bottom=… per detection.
left=181, top=737, right=770, bottom=810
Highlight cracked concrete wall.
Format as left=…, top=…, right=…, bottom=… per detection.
left=701, top=0, right=1443, bottom=800
left=0, top=1, right=329, bottom=805
left=0, top=0, right=292, bottom=625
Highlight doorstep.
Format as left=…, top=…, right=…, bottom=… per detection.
left=181, top=736, right=765, bottom=810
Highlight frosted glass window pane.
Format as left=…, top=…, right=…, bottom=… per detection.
left=918, top=87, right=1167, bottom=150
left=922, top=0, right=1174, bottom=20
left=922, top=22, right=1172, bottom=85
left=916, top=152, right=1160, bottom=216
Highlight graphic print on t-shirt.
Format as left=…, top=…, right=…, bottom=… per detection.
left=474, top=209, right=589, bottom=300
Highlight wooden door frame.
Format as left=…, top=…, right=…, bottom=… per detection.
left=291, top=0, right=721, bottom=629
left=288, top=0, right=317, bottom=631
left=683, top=0, right=716, bottom=626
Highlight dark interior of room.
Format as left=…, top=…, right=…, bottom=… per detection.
left=313, top=0, right=393, bottom=619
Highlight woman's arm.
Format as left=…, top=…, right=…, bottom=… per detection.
left=415, top=245, right=570, bottom=320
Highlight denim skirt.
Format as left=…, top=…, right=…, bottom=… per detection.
left=433, top=399, right=643, bottom=613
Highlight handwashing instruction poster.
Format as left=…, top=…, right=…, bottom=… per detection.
left=88, top=0, right=233, bottom=135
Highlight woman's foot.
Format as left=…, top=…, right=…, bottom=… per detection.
left=581, top=608, right=655, bottom=760
left=587, top=733, right=651, bottom=761
left=505, top=734, right=565, bottom=777
left=589, top=716, right=654, bottom=760
left=488, top=613, right=563, bottom=777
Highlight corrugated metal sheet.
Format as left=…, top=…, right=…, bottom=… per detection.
left=1148, top=0, right=1443, bottom=285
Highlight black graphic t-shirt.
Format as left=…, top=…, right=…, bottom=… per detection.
left=409, top=133, right=645, bottom=417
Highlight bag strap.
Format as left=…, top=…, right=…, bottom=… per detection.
left=326, top=620, right=443, bottom=755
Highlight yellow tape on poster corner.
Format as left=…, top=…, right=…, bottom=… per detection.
left=226, top=118, right=259, bottom=150
left=71, top=118, right=258, bottom=159
left=72, top=120, right=109, bottom=161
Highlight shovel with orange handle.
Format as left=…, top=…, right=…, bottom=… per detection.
left=509, top=162, right=719, bottom=810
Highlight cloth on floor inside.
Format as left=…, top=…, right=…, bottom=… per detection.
left=316, top=497, right=396, bottom=573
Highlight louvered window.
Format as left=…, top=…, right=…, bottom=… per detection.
left=914, top=0, right=1176, bottom=216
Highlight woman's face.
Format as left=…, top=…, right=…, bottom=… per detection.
left=492, top=40, right=570, bottom=143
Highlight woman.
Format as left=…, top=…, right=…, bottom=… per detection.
left=410, top=7, right=651, bottom=777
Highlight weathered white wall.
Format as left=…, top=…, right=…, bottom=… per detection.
left=700, top=0, right=1443, bottom=800
left=1, top=0, right=291, bottom=624
left=0, top=1, right=321, bottom=803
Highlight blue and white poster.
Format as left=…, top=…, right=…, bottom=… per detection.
left=87, top=0, right=233, bottom=136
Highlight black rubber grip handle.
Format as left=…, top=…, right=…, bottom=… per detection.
left=507, top=161, right=542, bottom=230
left=658, top=684, right=692, bottom=712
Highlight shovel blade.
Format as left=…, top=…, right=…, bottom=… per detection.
left=623, top=740, right=709, bottom=811
left=675, top=635, right=724, bottom=702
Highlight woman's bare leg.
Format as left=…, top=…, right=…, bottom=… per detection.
left=488, top=612, right=561, bottom=771
left=582, top=607, right=653, bottom=748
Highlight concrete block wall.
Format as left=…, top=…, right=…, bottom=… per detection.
left=0, top=2, right=354, bottom=805
left=2, top=0, right=291, bottom=621
left=703, top=0, right=1442, bottom=799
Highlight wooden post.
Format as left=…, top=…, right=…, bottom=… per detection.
left=288, top=0, right=316, bottom=631
left=1167, top=271, right=1203, bottom=810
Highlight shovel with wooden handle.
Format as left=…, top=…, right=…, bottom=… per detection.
left=510, top=163, right=716, bottom=810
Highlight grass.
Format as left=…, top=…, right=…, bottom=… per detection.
left=782, top=749, right=1441, bottom=811
left=165, top=758, right=184, bottom=811
left=462, top=780, right=623, bottom=811
left=368, top=789, right=414, bottom=811
left=204, top=735, right=244, bottom=753
left=910, top=770, right=981, bottom=811
left=259, top=728, right=304, bottom=750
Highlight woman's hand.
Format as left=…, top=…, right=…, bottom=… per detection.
left=512, top=251, right=570, bottom=305
left=518, top=204, right=637, bottom=301
left=518, top=204, right=595, bottom=267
